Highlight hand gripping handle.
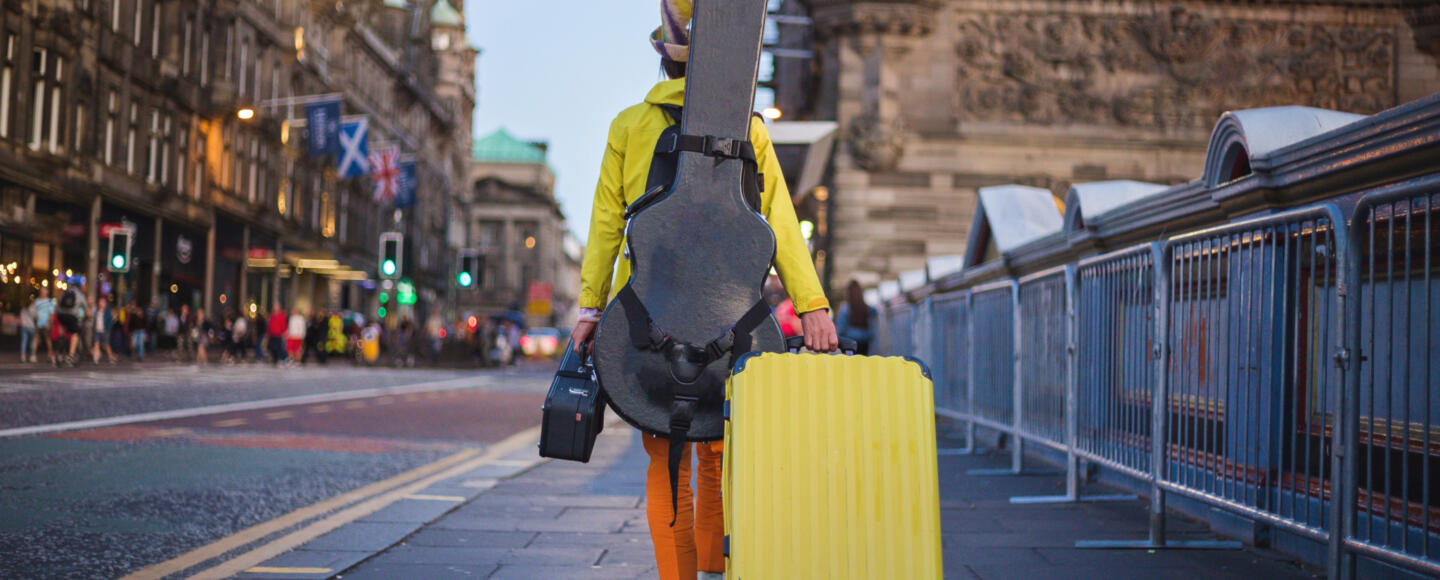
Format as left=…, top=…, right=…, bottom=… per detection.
left=784, top=336, right=859, bottom=355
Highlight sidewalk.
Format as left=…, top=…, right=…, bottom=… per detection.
left=242, top=419, right=1315, bottom=580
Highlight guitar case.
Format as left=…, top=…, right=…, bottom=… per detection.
left=592, top=0, right=781, bottom=515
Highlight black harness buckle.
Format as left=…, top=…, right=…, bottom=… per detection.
left=704, top=136, right=741, bottom=159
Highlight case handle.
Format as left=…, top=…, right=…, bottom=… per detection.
left=784, top=336, right=858, bottom=355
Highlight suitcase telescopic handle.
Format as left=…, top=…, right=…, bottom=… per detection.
left=784, top=336, right=859, bottom=355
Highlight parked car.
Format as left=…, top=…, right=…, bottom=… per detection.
left=520, top=327, right=561, bottom=358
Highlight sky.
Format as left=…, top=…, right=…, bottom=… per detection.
left=462, top=0, right=660, bottom=241
left=462, top=0, right=775, bottom=240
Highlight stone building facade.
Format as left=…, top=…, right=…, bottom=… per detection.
left=771, top=0, right=1440, bottom=294
left=464, top=129, right=581, bottom=328
left=0, top=0, right=473, bottom=338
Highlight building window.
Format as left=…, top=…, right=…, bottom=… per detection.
left=182, top=16, right=192, bottom=75
left=150, top=3, right=161, bottom=59
left=74, top=102, right=86, bottom=156
left=133, top=0, right=143, bottom=47
left=48, top=56, right=63, bottom=153
left=146, top=110, right=159, bottom=182
left=111, top=0, right=121, bottom=33
left=247, top=139, right=258, bottom=202
left=126, top=102, right=137, bottom=174
left=29, top=48, right=46, bottom=150
left=104, top=91, right=116, bottom=165
left=160, top=115, right=171, bottom=186
left=0, top=34, right=12, bottom=139
left=199, top=27, right=209, bottom=85
left=237, top=39, right=247, bottom=97
left=176, top=123, right=187, bottom=196
left=191, top=124, right=204, bottom=199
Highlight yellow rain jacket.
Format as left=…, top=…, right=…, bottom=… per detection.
left=580, top=78, right=830, bottom=315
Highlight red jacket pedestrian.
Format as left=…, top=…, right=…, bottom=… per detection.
left=268, top=308, right=287, bottom=338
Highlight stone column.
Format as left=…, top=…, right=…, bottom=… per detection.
left=204, top=214, right=216, bottom=317
left=152, top=217, right=163, bottom=304
left=238, top=224, right=249, bottom=310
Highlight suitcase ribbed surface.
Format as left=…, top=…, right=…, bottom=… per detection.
left=724, top=353, right=943, bottom=580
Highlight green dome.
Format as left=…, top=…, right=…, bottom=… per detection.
left=431, top=0, right=462, bottom=27
left=473, top=129, right=548, bottom=164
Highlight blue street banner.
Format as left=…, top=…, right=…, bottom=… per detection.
left=394, top=159, right=418, bottom=209
left=338, top=118, right=370, bottom=178
left=304, top=99, right=341, bottom=158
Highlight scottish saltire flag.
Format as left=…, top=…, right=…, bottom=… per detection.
left=394, top=159, right=417, bottom=209
left=304, top=99, right=341, bottom=158
left=338, top=118, right=369, bottom=178
left=370, top=146, right=401, bottom=203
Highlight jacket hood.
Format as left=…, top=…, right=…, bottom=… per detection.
left=644, top=78, right=686, bottom=106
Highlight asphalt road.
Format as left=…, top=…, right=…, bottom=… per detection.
left=0, top=362, right=553, bottom=580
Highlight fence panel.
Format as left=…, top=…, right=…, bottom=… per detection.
left=1162, top=205, right=1346, bottom=542
left=1345, top=188, right=1440, bottom=576
left=1017, top=268, right=1067, bottom=447
left=932, top=291, right=970, bottom=417
left=970, top=281, right=1016, bottom=430
left=885, top=303, right=915, bottom=359
left=1074, top=244, right=1159, bottom=479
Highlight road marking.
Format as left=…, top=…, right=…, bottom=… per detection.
left=213, top=418, right=248, bottom=428
left=183, top=426, right=542, bottom=580
left=373, top=397, right=395, bottom=406
left=118, top=448, right=483, bottom=580
left=243, top=567, right=331, bottom=574
left=307, top=404, right=332, bottom=414
left=0, top=376, right=490, bottom=439
left=342, top=401, right=367, bottom=410
left=264, top=411, right=294, bottom=421
left=404, top=494, right=466, bottom=502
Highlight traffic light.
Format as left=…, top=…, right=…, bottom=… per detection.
left=457, top=250, right=481, bottom=288
left=107, top=228, right=133, bottom=273
left=379, top=232, right=403, bottom=279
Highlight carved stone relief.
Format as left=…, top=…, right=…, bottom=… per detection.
left=846, top=111, right=909, bottom=172
left=954, top=6, right=1397, bottom=129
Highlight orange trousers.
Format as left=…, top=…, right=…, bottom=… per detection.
left=642, top=434, right=724, bottom=580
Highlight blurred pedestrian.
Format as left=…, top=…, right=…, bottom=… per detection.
left=326, top=311, right=346, bottom=356
left=19, top=297, right=37, bottom=363
left=195, top=308, right=211, bottom=364
left=33, top=287, right=55, bottom=364
left=125, top=299, right=148, bottom=362
left=145, top=297, right=161, bottom=354
left=178, top=304, right=196, bottom=361
left=834, top=280, right=877, bottom=355
left=286, top=308, right=306, bottom=364
left=267, top=303, right=287, bottom=365
left=55, top=281, right=88, bottom=366
left=303, top=310, right=327, bottom=365
left=91, top=296, right=119, bottom=364
left=230, top=311, right=249, bottom=363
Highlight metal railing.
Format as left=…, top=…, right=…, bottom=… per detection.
left=889, top=197, right=1440, bottom=577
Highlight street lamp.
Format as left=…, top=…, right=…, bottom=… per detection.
left=237, top=107, right=256, bottom=121
left=762, top=107, right=782, bottom=121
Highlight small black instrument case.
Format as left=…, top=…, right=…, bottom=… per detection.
left=539, top=340, right=606, bottom=462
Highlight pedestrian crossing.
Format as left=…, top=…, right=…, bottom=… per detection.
left=0, top=365, right=398, bottom=393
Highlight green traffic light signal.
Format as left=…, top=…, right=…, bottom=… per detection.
left=111, top=254, right=126, bottom=270
left=378, top=306, right=388, bottom=318
left=379, top=291, right=390, bottom=304
left=457, top=271, right=473, bottom=287
left=382, top=259, right=397, bottom=277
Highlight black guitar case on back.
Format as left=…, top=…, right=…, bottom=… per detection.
left=592, top=0, right=780, bottom=516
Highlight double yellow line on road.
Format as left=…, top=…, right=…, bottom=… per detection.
left=121, top=425, right=543, bottom=580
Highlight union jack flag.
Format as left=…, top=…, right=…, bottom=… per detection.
left=370, top=147, right=401, bottom=203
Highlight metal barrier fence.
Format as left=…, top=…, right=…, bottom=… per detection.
left=968, top=281, right=1016, bottom=435
left=1073, top=244, right=1160, bottom=481
left=1344, top=183, right=1440, bottom=577
left=1017, top=267, right=1068, bottom=449
left=891, top=198, right=1440, bottom=577
left=932, top=292, right=970, bottom=419
left=1159, top=205, right=1346, bottom=548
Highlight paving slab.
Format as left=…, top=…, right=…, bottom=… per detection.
left=250, top=415, right=1320, bottom=580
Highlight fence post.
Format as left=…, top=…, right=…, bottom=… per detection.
left=1150, top=242, right=1170, bottom=547
left=965, top=291, right=977, bottom=454
left=1334, top=205, right=1360, bottom=580
left=1012, top=280, right=1024, bottom=474
left=1064, top=265, right=1079, bottom=501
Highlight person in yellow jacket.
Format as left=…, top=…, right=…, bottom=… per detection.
left=569, top=2, right=838, bottom=579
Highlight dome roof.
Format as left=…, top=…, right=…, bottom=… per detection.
left=431, top=0, right=463, bottom=27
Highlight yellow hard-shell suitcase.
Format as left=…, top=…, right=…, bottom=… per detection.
left=723, top=351, right=943, bottom=580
